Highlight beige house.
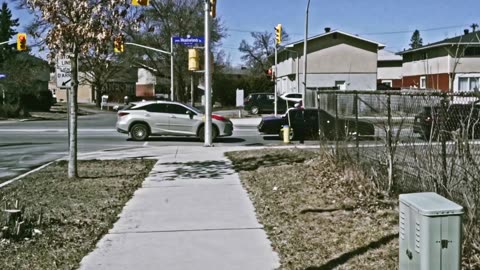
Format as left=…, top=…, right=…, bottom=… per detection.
left=275, top=29, right=385, bottom=102
left=377, top=49, right=403, bottom=89
left=49, top=72, right=94, bottom=103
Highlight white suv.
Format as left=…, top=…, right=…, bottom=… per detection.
left=116, top=101, right=233, bottom=141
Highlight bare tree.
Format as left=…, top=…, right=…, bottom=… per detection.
left=239, top=29, right=289, bottom=73
left=123, top=0, right=226, bottom=102
left=20, top=0, right=130, bottom=178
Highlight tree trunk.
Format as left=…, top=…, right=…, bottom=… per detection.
left=68, top=51, right=79, bottom=178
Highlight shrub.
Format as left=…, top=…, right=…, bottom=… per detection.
left=0, top=104, right=21, bottom=118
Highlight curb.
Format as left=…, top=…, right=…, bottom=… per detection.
left=0, top=161, right=55, bottom=189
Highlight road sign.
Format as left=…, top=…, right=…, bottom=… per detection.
left=56, top=58, right=72, bottom=88
left=173, top=36, right=204, bottom=46
left=0, top=73, right=6, bottom=79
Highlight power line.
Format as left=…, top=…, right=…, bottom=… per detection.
left=227, top=24, right=472, bottom=37
left=354, top=25, right=470, bottom=36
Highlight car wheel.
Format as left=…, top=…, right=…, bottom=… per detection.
left=198, top=126, right=218, bottom=142
left=250, top=106, right=260, bottom=115
left=130, top=123, right=149, bottom=141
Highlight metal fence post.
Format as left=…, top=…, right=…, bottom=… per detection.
left=387, top=92, right=393, bottom=192
left=354, top=92, right=360, bottom=160
left=440, top=93, right=448, bottom=195
left=334, top=92, right=339, bottom=161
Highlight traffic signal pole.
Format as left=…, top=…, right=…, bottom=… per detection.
left=204, top=0, right=213, bottom=146
left=274, top=43, right=278, bottom=116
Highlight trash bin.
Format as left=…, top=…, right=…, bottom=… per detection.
left=399, top=192, right=463, bottom=270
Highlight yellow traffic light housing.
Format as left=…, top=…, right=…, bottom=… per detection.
left=188, top=49, right=199, bottom=71
left=132, top=0, right=149, bottom=6
left=210, top=0, right=217, bottom=18
left=17, top=33, right=27, bottom=51
left=275, top=24, right=282, bottom=45
left=113, top=36, right=124, bottom=53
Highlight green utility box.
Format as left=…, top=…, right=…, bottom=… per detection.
left=399, top=192, right=463, bottom=270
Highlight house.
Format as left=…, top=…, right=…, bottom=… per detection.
left=398, top=29, right=480, bottom=92
left=377, top=49, right=403, bottom=89
left=274, top=29, right=385, bottom=105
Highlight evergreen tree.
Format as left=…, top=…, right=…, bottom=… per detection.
left=0, top=2, right=19, bottom=62
left=409, top=29, right=423, bottom=49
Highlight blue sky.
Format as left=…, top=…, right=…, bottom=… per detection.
left=8, top=0, right=479, bottom=65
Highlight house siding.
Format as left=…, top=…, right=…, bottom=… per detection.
left=401, top=74, right=450, bottom=91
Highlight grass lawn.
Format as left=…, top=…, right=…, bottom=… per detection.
left=0, top=159, right=155, bottom=270
left=226, top=148, right=399, bottom=270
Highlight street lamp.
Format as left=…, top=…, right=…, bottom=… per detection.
left=303, top=0, right=311, bottom=106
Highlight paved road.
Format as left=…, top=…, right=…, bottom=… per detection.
left=0, top=111, right=315, bottom=182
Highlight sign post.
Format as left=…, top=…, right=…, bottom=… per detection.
left=0, top=74, right=6, bottom=105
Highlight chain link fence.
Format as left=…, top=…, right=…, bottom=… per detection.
left=314, top=89, right=480, bottom=268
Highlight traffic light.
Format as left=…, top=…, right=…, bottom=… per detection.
left=188, top=49, right=199, bottom=71
left=17, top=33, right=27, bottom=51
left=132, top=0, right=149, bottom=6
left=210, top=0, right=217, bottom=18
left=275, top=24, right=282, bottom=45
left=113, top=35, right=124, bottom=53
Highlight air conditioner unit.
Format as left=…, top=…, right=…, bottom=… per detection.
left=399, top=192, right=463, bottom=270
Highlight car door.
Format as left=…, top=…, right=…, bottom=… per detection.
left=166, top=103, right=201, bottom=135
left=143, top=104, right=169, bottom=134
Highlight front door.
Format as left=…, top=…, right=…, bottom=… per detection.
left=167, top=104, right=200, bottom=135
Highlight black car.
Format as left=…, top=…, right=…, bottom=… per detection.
left=258, top=108, right=375, bottom=141
left=414, top=103, right=480, bottom=140
left=244, top=92, right=288, bottom=115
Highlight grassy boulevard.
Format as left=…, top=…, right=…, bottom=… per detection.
left=0, top=159, right=155, bottom=270
left=226, top=148, right=399, bottom=270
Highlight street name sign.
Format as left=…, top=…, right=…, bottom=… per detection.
left=173, top=36, right=205, bottom=46
left=56, top=58, right=72, bottom=88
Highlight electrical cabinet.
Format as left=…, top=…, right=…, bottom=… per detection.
left=399, top=192, right=463, bottom=270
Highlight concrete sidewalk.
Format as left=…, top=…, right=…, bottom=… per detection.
left=79, top=146, right=280, bottom=270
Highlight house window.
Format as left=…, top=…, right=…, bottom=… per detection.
left=458, top=77, right=480, bottom=92
left=381, top=80, right=393, bottom=87
left=335, top=80, right=347, bottom=90
left=420, top=76, right=426, bottom=89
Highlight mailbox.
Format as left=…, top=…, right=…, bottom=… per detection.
left=399, top=192, right=463, bottom=270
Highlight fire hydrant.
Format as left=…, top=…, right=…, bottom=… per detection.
left=282, top=125, right=291, bottom=144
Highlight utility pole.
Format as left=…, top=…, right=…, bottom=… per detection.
left=274, top=43, right=278, bottom=116
left=274, top=24, right=282, bottom=116
left=303, top=0, right=311, bottom=106
left=204, top=0, right=213, bottom=146
left=191, top=73, right=194, bottom=106
left=170, top=37, right=174, bottom=101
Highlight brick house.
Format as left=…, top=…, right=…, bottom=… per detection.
left=398, top=30, right=480, bottom=92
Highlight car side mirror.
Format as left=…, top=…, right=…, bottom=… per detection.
left=186, top=110, right=194, bottom=119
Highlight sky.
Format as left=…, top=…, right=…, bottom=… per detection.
left=7, top=0, right=480, bottom=65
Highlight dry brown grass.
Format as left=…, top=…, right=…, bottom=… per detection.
left=226, top=148, right=399, bottom=270
left=0, top=159, right=155, bottom=270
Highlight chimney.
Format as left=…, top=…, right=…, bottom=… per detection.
left=324, top=27, right=331, bottom=33
left=464, top=29, right=470, bottom=35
